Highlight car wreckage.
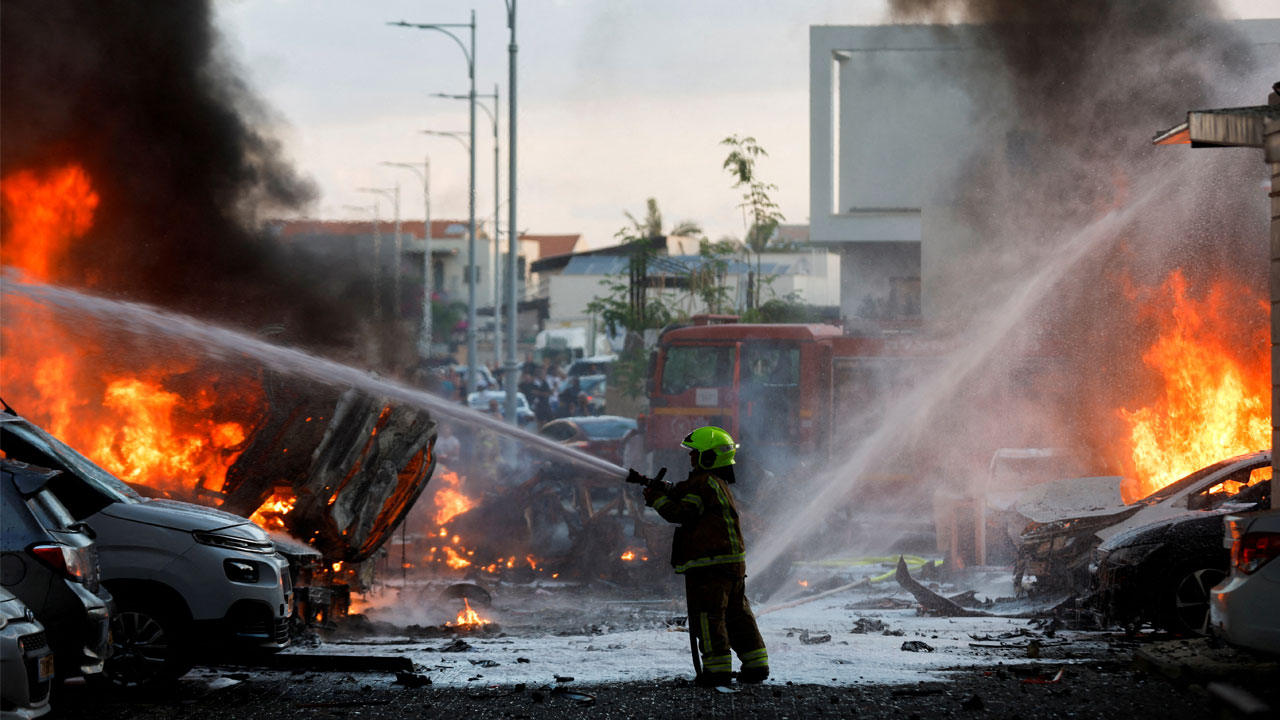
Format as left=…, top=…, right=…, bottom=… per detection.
left=1015, top=450, right=1271, bottom=596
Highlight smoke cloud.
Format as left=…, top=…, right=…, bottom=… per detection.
left=749, top=1, right=1274, bottom=583
left=0, top=0, right=371, bottom=346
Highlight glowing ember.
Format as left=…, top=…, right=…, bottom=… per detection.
left=798, top=580, right=809, bottom=587
left=1118, top=271, right=1270, bottom=501
left=446, top=598, right=491, bottom=628
left=620, top=551, right=636, bottom=561
left=332, top=562, right=343, bottom=573
left=526, top=555, right=538, bottom=570
left=432, top=470, right=475, bottom=525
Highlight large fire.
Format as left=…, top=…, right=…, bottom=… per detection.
left=0, top=164, right=264, bottom=499
left=432, top=469, right=474, bottom=525
left=1118, top=270, right=1270, bottom=501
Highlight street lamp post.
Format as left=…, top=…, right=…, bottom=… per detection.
left=433, top=86, right=503, bottom=376
left=358, top=185, right=400, bottom=319
left=504, top=0, right=519, bottom=426
left=380, top=159, right=433, bottom=361
left=343, top=202, right=382, bottom=321
left=390, top=11, right=479, bottom=396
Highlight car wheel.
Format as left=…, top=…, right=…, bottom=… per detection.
left=1162, top=566, right=1228, bottom=635
left=99, top=602, right=194, bottom=687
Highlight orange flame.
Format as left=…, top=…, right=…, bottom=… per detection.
left=446, top=598, right=491, bottom=628
left=433, top=470, right=475, bottom=525
left=0, top=164, right=264, bottom=500
left=1118, top=271, right=1269, bottom=500
left=249, top=490, right=297, bottom=531
left=620, top=551, right=636, bottom=561
left=1, top=165, right=99, bottom=282
left=443, top=546, right=471, bottom=569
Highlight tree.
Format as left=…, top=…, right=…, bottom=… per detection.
left=587, top=198, right=702, bottom=398
left=722, top=135, right=785, bottom=310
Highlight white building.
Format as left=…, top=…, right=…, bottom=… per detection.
left=809, top=21, right=1280, bottom=325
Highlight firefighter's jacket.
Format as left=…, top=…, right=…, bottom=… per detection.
left=651, top=469, right=745, bottom=574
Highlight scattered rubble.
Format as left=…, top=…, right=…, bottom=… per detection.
left=850, top=617, right=889, bottom=634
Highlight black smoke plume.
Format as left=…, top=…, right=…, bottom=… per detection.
left=885, top=0, right=1269, bottom=471
left=1, top=0, right=367, bottom=346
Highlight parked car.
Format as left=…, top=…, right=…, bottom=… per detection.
left=0, top=460, right=111, bottom=681
left=537, top=416, right=639, bottom=466
left=1016, top=450, right=1270, bottom=593
left=454, top=364, right=499, bottom=391
left=0, top=587, right=53, bottom=719
left=567, top=355, right=616, bottom=378
left=1210, top=508, right=1280, bottom=655
left=1089, top=469, right=1270, bottom=635
left=576, top=374, right=607, bottom=416
left=466, top=390, right=536, bottom=428
left=0, top=412, right=292, bottom=686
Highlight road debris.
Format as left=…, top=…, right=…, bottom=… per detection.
left=894, top=556, right=992, bottom=617
left=901, top=641, right=935, bottom=652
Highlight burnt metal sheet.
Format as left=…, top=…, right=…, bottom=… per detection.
left=222, top=373, right=436, bottom=562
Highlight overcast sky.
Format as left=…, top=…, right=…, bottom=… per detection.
left=216, top=0, right=1279, bottom=249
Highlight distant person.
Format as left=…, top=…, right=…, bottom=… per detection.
left=436, top=425, right=461, bottom=468
left=558, top=376, right=582, bottom=418
left=529, top=367, right=554, bottom=425
left=487, top=398, right=504, bottom=418
left=629, top=426, right=768, bottom=687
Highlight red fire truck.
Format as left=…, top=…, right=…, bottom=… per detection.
left=641, top=317, right=945, bottom=479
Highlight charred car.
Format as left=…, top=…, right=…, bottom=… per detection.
left=1089, top=470, right=1269, bottom=635
left=1015, top=450, right=1270, bottom=594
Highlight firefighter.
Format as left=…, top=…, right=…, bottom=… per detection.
left=637, top=426, right=769, bottom=686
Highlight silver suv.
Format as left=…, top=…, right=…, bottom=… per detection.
left=0, top=413, right=291, bottom=686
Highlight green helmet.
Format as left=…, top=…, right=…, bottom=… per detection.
left=681, top=426, right=739, bottom=469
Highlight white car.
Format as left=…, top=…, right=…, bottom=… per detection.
left=1210, top=509, right=1280, bottom=655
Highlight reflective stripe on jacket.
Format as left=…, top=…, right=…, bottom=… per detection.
left=652, top=470, right=745, bottom=573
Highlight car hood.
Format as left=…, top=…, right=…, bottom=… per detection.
left=99, top=498, right=255, bottom=533
left=1097, top=505, right=1250, bottom=552
left=1015, top=475, right=1131, bottom=523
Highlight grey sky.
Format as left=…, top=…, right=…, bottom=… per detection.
left=215, top=0, right=1278, bottom=248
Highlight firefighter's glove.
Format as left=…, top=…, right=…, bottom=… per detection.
left=642, top=485, right=664, bottom=507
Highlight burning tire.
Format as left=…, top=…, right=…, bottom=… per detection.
left=99, top=601, right=193, bottom=687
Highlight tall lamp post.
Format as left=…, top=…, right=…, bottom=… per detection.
left=433, top=86, right=503, bottom=375
left=503, top=0, right=519, bottom=426
left=380, top=159, right=433, bottom=361
left=390, top=11, right=479, bottom=395
left=358, top=185, right=400, bottom=320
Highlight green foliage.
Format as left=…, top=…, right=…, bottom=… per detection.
left=742, top=292, right=827, bottom=324
left=721, top=135, right=785, bottom=309
left=432, top=300, right=468, bottom=342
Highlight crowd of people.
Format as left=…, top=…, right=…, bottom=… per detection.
left=426, top=355, right=600, bottom=428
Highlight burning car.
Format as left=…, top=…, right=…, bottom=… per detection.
left=1015, top=450, right=1271, bottom=593
left=1089, top=468, right=1269, bottom=635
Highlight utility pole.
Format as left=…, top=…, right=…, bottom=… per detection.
left=504, top=0, right=519, bottom=425
left=432, top=86, right=504, bottom=375
left=382, top=158, right=434, bottom=360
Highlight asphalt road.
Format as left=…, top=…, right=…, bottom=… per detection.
left=51, top=658, right=1256, bottom=720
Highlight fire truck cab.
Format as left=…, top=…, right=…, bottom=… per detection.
left=644, top=320, right=937, bottom=481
